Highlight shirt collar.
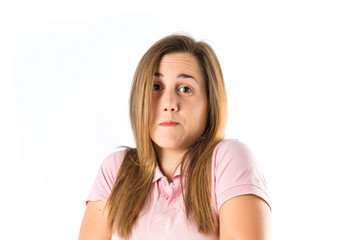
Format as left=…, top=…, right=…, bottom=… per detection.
left=152, top=163, right=182, bottom=183
left=153, top=164, right=164, bottom=183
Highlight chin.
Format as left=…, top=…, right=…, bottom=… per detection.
left=155, top=142, right=183, bottom=150
left=153, top=138, right=187, bottom=151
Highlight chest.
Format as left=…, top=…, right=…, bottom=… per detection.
left=112, top=176, right=219, bottom=240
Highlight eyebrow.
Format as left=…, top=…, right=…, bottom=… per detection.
left=154, top=72, right=198, bottom=83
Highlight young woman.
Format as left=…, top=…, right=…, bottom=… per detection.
left=79, top=34, right=271, bottom=240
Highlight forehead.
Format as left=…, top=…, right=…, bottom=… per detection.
left=157, top=53, right=202, bottom=74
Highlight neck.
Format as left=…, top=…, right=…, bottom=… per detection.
left=155, top=146, right=186, bottom=182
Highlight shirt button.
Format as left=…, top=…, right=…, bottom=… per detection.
left=162, top=194, right=169, bottom=200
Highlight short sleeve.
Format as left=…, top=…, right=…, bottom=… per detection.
left=86, top=149, right=126, bottom=203
left=212, top=139, right=271, bottom=212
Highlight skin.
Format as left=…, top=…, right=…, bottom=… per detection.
left=79, top=53, right=271, bottom=240
left=79, top=201, right=111, bottom=240
left=219, top=195, right=271, bottom=240
left=149, top=53, right=208, bottom=181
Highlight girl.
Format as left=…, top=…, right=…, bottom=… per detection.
left=79, top=34, right=271, bottom=240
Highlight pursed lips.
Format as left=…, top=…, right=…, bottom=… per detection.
left=159, top=120, right=180, bottom=127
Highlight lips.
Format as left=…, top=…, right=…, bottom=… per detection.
left=159, top=120, right=179, bottom=127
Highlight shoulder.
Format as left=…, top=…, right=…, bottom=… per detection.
left=97, top=148, right=128, bottom=184
left=211, top=139, right=271, bottom=211
left=86, top=148, right=128, bottom=202
left=214, top=138, right=249, bottom=152
left=212, top=139, right=255, bottom=168
left=100, top=148, right=127, bottom=172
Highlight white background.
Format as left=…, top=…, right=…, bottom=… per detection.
left=1, top=0, right=351, bottom=239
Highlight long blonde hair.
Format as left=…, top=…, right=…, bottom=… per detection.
left=106, top=34, right=227, bottom=238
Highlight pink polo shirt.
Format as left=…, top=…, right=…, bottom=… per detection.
left=86, top=139, right=271, bottom=240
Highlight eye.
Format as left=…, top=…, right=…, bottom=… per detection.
left=179, top=86, right=193, bottom=93
left=153, top=84, right=162, bottom=91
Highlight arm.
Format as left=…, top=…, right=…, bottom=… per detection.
left=219, top=194, right=271, bottom=240
left=79, top=201, right=112, bottom=240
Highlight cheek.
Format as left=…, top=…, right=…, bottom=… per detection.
left=199, top=99, right=209, bottom=128
left=149, top=100, right=160, bottom=134
left=149, top=100, right=157, bottom=120
left=149, top=112, right=155, bottom=130
left=151, top=96, right=160, bottom=111
left=200, top=105, right=209, bottom=126
left=198, top=95, right=208, bottom=115
left=188, top=98, right=208, bottom=125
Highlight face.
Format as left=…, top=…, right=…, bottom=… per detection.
left=149, top=53, right=208, bottom=155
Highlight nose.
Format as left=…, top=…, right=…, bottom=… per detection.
left=163, top=104, right=178, bottom=112
left=162, top=90, right=179, bottom=112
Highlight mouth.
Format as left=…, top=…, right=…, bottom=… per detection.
left=159, top=120, right=180, bottom=127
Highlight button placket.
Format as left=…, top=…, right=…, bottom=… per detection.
left=159, top=177, right=181, bottom=203
left=162, top=194, right=169, bottom=200
left=160, top=177, right=170, bottom=201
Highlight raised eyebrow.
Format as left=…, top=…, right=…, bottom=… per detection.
left=178, top=74, right=195, bottom=80
left=154, top=72, right=199, bottom=84
left=179, top=74, right=199, bottom=84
